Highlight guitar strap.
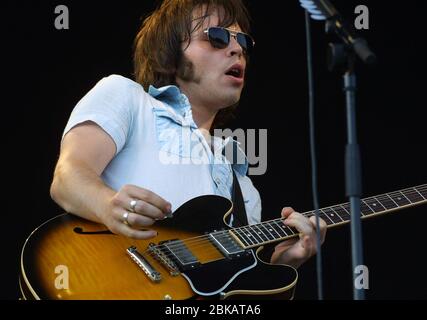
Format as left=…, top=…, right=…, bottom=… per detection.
left=231, top=170, right=275, bottom=262
left=231, top=169, right=249, bottom=227
left=228, top=148, right=274, bottom=262
left=221, top=140, right=248, bottom=227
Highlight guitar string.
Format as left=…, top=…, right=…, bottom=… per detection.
left=140, top=202, right=427, bottom=262
left=139, top=186, right=427, bottom=260
left=149, top=185, right=427, bottom=252
left=158, top=185, right=427, bottom=253
left=139, top=217, right=300, bottom=260
left=139, top=186, right=427, bottom=257
left=143, top=218, right=300, bottom=259
left=143, top=186, right=424, bottom=258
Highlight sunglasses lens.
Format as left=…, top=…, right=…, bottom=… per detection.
left=237, top=33, right=253, bottom=54
left=208, top=27, right=229, bottom=49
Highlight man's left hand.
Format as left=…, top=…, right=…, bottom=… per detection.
left=271, top=207, right=327, bottom=268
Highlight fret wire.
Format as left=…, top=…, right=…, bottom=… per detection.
left=272, top=220, right=288, bottom=237
left=399, top=191, right=422, bottom=198
left=305, top=210, right=316, bottom=218
left=360, top=202, right=373, bottom=215
left=261, top=223, right=276, bottom=239
left=259, top=223, right=276, bottom=239
left=377, top=194, right=397, bottom=207
left=308, top=210, right=328, bottom=221
left=402, top=189, right=423, bottom=202
left=230, top=185, right=427, bottom=249
left=340, top=203, right=363, bottom=217
left=276, top=219, right=293, bottom=235
left=249, top=226, right=263, bottom=243
left=320, top=209, right=335, bottom=224
left=388, top=192, right=411, bottom=205
left=314, top=210, right=324, bottom=219
left=413, top=187, right=426, bottom=200
left=253, top=224, right=269, bottom=241
left=247, top=225, right=263, bottom=243
left=399, top=190, right=413, bottom=203
left=416, top=186, right=427, bottom=198
left=265, top=221, right=282, bottom=238
left=374, top=197, right=394, bottom=210
left=298, top=186, right=427, bottom=219
left=383, top=194, right=400, bottom=208
left=329, top=207, right=338, bottom=224
left=364, top=198, right=383, bottom=212
left=402, top=186, right=427, bottom=193
left=331, top=207, right=345, bottom=222
left=319, top=209, right=335, bottom=224
left=373, top=196, right=387, bottom=210
left=361, top=199, right=375, bottom=214
left=323, top=207, right=342, bottom=224
left=402, top=188, right=425, bottom=195
left=283, top=222, right=298, bottom=236
left=240, top=226, right=256, bottom=245
left=387, top=193, right=400, bottom=207
left=276, top=220, right=294, bottom=236
left=268, top=221, right=284, bottom=238
left=233, top=228, right=250, bottom=246
left=339, top=205, right=352, bottom=219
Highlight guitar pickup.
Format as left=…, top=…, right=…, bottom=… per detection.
left=209, top=231, right=246, bottom=259
left=158, top=239, right=200, bottom=271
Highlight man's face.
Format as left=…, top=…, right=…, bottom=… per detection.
left=176, top=8, right=247, bottom=112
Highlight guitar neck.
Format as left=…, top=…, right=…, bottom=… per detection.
left=229, top=184, right=427, bottom=249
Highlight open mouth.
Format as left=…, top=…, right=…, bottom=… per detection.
left=225, top=64, right=244, bottom=79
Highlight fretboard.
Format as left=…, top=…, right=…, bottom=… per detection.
left=229, top=184, right=427, bottom=249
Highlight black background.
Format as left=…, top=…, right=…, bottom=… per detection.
left=2, top=0, right=426, bottom=300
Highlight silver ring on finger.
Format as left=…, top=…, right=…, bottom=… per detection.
left=122, top=211, right=131, bottom=226
left=129, top=199, right=137, bottom=212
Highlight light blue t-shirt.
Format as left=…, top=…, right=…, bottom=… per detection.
left=63, top=75, right=261, bottom=225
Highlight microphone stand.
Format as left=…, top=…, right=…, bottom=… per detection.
left=300, top=0, right=376, bottom=300
left=344, top=52, right=364, bottom=300
left=327, top=22, right=374, bottom=300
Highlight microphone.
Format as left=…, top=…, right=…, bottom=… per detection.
left=298, top=0, right=377, bottom=65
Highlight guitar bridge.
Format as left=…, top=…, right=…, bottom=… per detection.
left=148, top=243, right=180, bottom=276
left=126, top=246, right=161, bottom=282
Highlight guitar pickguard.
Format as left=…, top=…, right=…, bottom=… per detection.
left=181, top=250, right=257, bottom=296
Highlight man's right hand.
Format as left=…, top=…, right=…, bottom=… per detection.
left=51, top=122, right=172, bottom=240
left=101, top=184, right=172, bottom=240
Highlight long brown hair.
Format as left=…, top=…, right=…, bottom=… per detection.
left=133, top=0, right=251, bottom=129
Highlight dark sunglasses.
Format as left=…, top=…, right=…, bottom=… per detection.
left=203, top=27, right=255, bottom=54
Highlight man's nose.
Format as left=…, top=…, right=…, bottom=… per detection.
left=227, top=35, right=243, bottom=57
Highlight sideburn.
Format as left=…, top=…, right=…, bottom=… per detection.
left=176, top=56, right=201, bottom=84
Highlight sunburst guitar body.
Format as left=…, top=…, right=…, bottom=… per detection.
left=20, top=195, right=297, bottom=300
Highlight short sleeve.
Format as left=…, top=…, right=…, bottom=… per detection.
left=62, top=74, right=145, bottom=154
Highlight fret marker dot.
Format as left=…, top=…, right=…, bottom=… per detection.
left=373, top=203, right=377, bottom=206
left=397, top=197, right=401, bottom=200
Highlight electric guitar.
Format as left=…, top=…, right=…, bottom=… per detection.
left=20, top=184, right=426, bottom=300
